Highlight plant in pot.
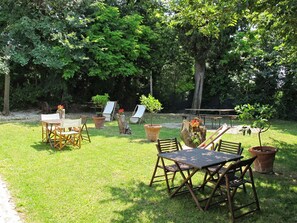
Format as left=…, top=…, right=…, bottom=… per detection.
left=91, top=93, right=109, bottom=129
left=235, top=103, right=277, bottom=173
left=140, top=94, right=163, bottom=142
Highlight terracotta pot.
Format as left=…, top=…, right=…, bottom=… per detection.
left=92, top=116, right=105, bottom=129
left=248, top=146, right=278, bottom=173
left=144, top=124, right=162, bottom=142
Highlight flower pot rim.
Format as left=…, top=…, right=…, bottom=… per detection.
left=92, top=116, right=106, bottom=119
left=144, top=124, right=162, bottom=128
left=248, top=146, right=278, bottom=154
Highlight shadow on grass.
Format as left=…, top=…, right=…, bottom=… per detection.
left=102, top=176, right=297, bottom=222
left=30, top=141, right=77, bottom=153
left=103, top=181, right=216, bottom=223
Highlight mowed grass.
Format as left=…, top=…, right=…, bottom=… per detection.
left=0, top=113, right=297, bottom=223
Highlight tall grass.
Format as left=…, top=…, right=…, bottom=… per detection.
left=0, top=114, right=296, bottom=223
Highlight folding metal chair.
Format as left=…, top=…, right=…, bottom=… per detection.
left=149, top=138, right=192, bottom=194
left=204, top=156, right=260, bottom=222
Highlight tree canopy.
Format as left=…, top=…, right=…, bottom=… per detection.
left=0, top=0, right=296, bottom=119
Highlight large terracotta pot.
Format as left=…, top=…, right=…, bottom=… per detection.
left=92, top=116, right=105, bottom=129
left=144, top=124, right=162, bottom=142
left=248, top=146, right=278, bottom=173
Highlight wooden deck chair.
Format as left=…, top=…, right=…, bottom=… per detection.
left=198, top=124, right=231, bottom=150
left=204, top=156, right=260, bottom=222
left=103, top=101, right=117, bottom=121
left=202, top=140, right=244, bottom=189
left=149, top=138, right=192, bottom=194
left=53, top=119, right=82, bottom=150
left=130, top=105, right=146, bottom=124
left=41, top=113, right=60, bottom=142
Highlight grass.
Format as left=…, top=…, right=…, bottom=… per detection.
left=0, top=113, right=297, bottom=223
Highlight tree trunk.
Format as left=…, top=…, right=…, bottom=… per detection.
left=192, top=58, right=206, bottom=109
left=2, top=72, right=10, bottom=116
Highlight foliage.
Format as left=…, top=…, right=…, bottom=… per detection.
left=91, top=93, right=109, bottom=115
left=140, top=94, right=162, bottom=125
left=235, top=103, right=275, bottom=147
left=0, top=0, right=296, bottom=121
left=91, top=93, right=109, bottom=108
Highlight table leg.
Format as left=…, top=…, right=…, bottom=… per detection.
left=170, top=164, right=204, bottom=211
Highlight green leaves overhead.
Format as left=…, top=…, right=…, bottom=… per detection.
left=85, top=3, right=152, bottom=79
left=171, top=0, right=241, bottom=39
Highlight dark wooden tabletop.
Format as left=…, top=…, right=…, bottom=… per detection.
left=158, top=148, right=242, bottom=169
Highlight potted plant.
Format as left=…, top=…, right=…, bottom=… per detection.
left=140, top=94, right=163, bottom=142
left=235, top=103, right=278, bottom=173
left=91, top=93, right=109, bottom=129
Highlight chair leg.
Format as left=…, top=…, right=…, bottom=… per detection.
left=85, top=126, right=91, bottom=142
left=226, top=179, right=236, bottom=223
left=250, top=174, right=260, bottom=211
left=149, top=157, right=160, bottom=186
left=171, top=172, right=176, bottom=183
left=160, top=159, right=172, bottom=194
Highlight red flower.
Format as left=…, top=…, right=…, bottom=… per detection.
left=118, top=108, right=124, bottom=114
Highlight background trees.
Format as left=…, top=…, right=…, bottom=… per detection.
left=0, top=0, right=296, bottom=120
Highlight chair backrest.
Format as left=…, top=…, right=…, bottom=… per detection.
left=103, top=101, right=116, bottom=114
left=216, top=139, right=243, bottom=155
left=156, top=138, right=182, bottom=154
left=198, top=123, right=231, bottom=150
left=221, top=156, right=257, bottom=182
left=41, top=113, right=60, bottom=121
left=61, top=119, right=81, bottom=129
left=132, top=105, right=146, bottom=118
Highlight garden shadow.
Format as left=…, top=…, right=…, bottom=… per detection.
left=103, top=181, right=231, bottom=223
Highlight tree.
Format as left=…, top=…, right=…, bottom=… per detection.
left=0, top=53, right=10, bottom=115
left=169, top=0, right=247, bottom=109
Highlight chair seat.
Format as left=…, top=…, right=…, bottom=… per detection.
left=161, top=163, right=192, bottom=172
left=60, top=130, right=79, bottom=136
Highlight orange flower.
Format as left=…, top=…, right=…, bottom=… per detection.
left=190, top=118, right=202, bottom=128
left=57, top=105, right=64, bottom=110
left=118, top=108, right=124, bottom=114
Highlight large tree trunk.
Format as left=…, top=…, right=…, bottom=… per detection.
left=2, top=72, right=10, bottom=115
left=192, top=58, right=206, bottom=109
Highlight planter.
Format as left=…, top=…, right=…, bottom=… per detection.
left=144, top=124, right=162, bottom=142
left=92, top=116, right=106, bottom=129
left=248, top=146, right=278, bottom=173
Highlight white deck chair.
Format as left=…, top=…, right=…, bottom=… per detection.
left=129, top=105, right=146, bottom=124
left=103, top=101, right=117, bottom=121
left=53, top=119, right=82, bottom=150
left=198, top=123, right=231, bottom=150
left=41, top=113, right=60, bottom=142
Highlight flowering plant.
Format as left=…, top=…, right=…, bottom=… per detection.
left=190, top=117, right=202, bottom=128
left=118, top=108, right=124, bottom=115
left=180, top=118, right=206, bottom=148
left=57, top=105, right=64, bottom=111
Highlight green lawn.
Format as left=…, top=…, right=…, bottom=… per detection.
left=0, top=114, right=297, bottom=223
